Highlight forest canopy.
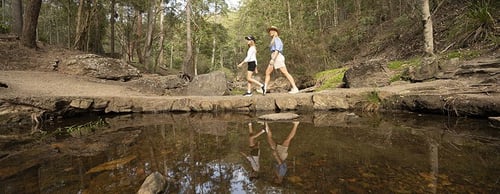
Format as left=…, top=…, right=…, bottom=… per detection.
left=0, top=0, right=498, bottom=78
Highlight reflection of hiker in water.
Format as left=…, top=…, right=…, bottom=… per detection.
left=265, top=121, right=299, bottom=184
left=240, top=122, right=265, bottom=179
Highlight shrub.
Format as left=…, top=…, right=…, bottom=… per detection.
left=0, top=23, right=9, bottom=34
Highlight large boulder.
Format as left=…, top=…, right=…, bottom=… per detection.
left=404, top=57, right=438, bottom=82
left=186, top=71, right=228, bottom=96
left=59, top=54, right=141, bottom=81
left=343, top=60, right=390, bottom=88
left=128, top=74, right=186, bottom=95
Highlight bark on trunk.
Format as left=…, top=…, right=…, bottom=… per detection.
left=135, top=11, right=144, bottom=64
left=73, top=0, right=85, bottom=49
left=155, top=0, right=165, bottom=71
left=421, top=0, right=435, bottom=56
left=110, top=0, right=116, bottom=54
left=11, top=0, right=23, bottom=36
left=182, top=0, right=194, bottom=78
left=21, top=0, right=42, bottom=48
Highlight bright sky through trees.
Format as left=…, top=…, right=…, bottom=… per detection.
left=226, top=0, right=240, bottom=9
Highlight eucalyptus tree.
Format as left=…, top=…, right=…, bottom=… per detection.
left=182, top=0, right=194, bottom=77
left=73, top=0, right=107, bottom=53
left=420, top=0, right=434, bottom=56
left=11, top=0, right=22, bottom=36
left=21, top=0, right=42, bottom=48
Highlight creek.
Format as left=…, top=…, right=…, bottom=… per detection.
left=1, top=111, right=499, bottom=193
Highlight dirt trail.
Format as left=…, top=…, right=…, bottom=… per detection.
left=0, top=71, right=148, bottom=98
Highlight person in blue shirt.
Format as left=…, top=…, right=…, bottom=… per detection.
left=261, top=26, right=299, bottom=95
left=238, top=35, right=264, bottom=97
left=264, top=121, right=300, bottom=184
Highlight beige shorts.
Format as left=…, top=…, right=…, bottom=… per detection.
left=276, top=144, right=289, bottom=161
left=271, top=53, right=286, bottom=69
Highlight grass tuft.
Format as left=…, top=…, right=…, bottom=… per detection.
left=314, top=67, right=348, bottom=91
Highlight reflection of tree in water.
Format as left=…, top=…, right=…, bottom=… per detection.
left=156, top=121, right=259, bottom=193
left=3, top=112, right=497, bottom=193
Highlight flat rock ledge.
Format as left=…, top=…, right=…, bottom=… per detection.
left=0, top=80, right=499, bottom=125
left=259, top=113, right=300, bottom=121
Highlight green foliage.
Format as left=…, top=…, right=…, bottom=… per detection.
left=467, top=0, right=496, bottom=30
left=366, top=90, right=381, bottom=104
left=0, top=23, right=9, bottom=34
left=387, top=61, right=405, bottom=70
left=393, top=15, right=412, bottom=27
left=444, top=50, right=481, bottom=60
left=387, top=58, right=421, bottom=70
left=447, top=0, right=498, bottom=46
left=360, top=16, right=376, bottom=26
left=362, top=90, right=381, bottom=112
left=389, top=74, right=402, bottom=83
left=230, top=88, right=246, bottom=96
left=387, top=58, right=422, bottom=83
left=314, top=67, right=348, bottom=91
left=54, top=118, right=107, bottom=136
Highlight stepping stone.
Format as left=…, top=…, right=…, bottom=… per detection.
left=258, top=113, right=299, bottom=121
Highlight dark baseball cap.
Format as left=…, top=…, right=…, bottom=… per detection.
left=245, top=35, right=256, bottom=41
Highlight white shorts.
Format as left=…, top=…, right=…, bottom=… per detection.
left=272, top=53, right=286, bottom=69
left=276, top=144, right=288, bottom=161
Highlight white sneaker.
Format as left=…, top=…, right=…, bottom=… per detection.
left=288, top=87, right=299, bottom=94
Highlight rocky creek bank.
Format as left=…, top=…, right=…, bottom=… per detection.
left=0, top=54, right=499, bottom=129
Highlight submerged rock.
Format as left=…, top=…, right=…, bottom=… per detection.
left=137, top=171, right=167, bottom=194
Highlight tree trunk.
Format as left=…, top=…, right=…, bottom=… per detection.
left=333, top=0, right=338, bottom=26
left=211, top=36, right=216, bottom=68
left=219, top=49, right=223, bottom=69
left=194, top=46, right=198, bottom=76
left=182, top=0, right=194, bottom=78
left=287, top=0, right=292, bottom=29
left=66, top=0, right=71, bottom=48
left=355, top=0, right=361, bottom=19
left=11, top=0, right=23, bottom=36
left=143, top=0, right=156, bottom=69
left=110, top=0, right=116, bottom=54
left=210, top=0, right=217, bottom=69
left=135, top=11, right=144, bottom=64
left=155, top=0, right=165, bottom=71
left=170, top=44, right=174, bottom=69
left=21, top=0, right=42, bottom=48
left=1, top=0, right=4, bottom=23
left=73, top=0, right=85, bottom=49
left=421, top=0, right=435, bottom=56
left=316, top=0, right=321, bottom=32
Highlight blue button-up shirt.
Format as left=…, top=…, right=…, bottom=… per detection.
left=270, top=37, right=283, bottom=53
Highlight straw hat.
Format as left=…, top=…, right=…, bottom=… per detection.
left=267, top=26, right=279, bottom=35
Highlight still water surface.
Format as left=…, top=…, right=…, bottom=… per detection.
left=1, top=111, right=499, bottom=193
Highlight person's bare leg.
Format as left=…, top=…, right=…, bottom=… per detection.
left=264, top=65, right=274, bottom=89
left=281, top=121, right=299, bottom=147
left=248, top=122, right=264, bottom=146
left=265, top=122, right=277, bottom=149
left=246, top=71, right=262, bottom=90
left=278, top=67, right=298, bottom=89
left=246, top=71, right=253, bottom=92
